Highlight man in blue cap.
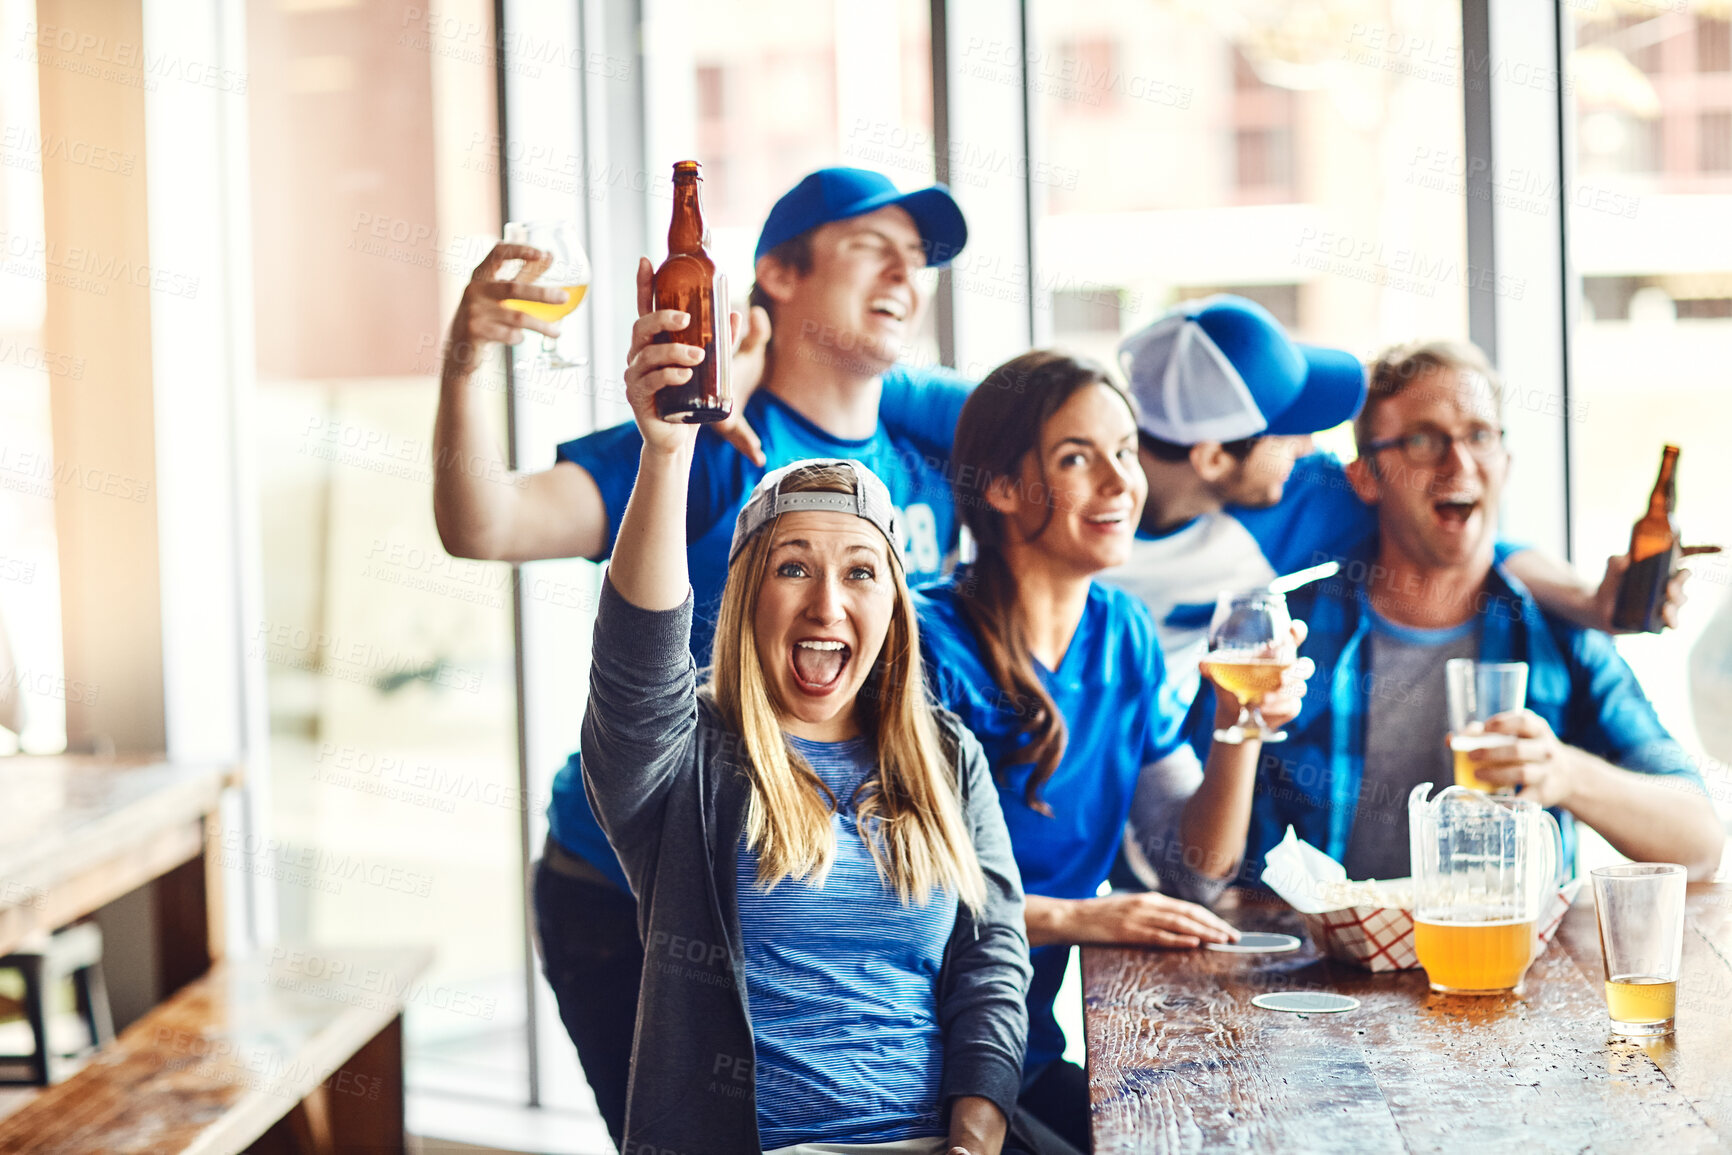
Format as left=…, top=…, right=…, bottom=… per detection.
left=1101, top=295, right=1371, bottom=719
left=428, top=167, right=976, bottom=1146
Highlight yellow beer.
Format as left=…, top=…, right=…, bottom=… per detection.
left=1413, top=912, right=1535, bottom=992
left=1450, top=732, right=1517, bottom=791
left=503, top=283, right=589, bottom=322
left=1605, top=975, right=1676, bottom=1026
left=1200, top=657, right=1290, bottom=704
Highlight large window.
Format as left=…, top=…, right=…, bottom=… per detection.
left=1568, top=4, right=1732, bottom=812
left=242, top=0, right=527, bottom=1108
left=0, top=0, right=67, bottom=757
left=1031, top=0, right=1468, bottom=408
left=641, top=0, right=938, bottom=365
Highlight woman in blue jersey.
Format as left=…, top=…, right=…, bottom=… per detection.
left=915, top=351, right=1309, bottom=1152
left=574, top=325, right=1033, bottom=1154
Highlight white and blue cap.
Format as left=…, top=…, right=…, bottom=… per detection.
left=1118, top=295, right=1367, bottom=445
left=729, top=458, right=904, bottom=566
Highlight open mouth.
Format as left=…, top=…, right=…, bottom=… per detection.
left=867, top=297, right=908, bottom=322
left=790, top=639, right=852, bottom=694
left=1432, top=499, right=1479, bottom=528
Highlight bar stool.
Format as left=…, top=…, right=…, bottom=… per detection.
left=0, top=922, right=114, bottom=1085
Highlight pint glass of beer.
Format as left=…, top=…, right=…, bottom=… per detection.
left=1445, top=659, right=1527, bottom=792
left=1592, top=863, right=1686, bottom=1037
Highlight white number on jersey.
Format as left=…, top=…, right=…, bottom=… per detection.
left=900, top=502, right=941, bottom=575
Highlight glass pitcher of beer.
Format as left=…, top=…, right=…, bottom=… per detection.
left=1408, top=783, right=1563, bottom=995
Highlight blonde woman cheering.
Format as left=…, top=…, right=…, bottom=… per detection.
left=577, top=309, right=1033, bottom=1154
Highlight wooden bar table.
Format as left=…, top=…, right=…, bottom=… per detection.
left=0, top=756, right=233, bottom=994
left=1085, top=883, right=1732, bottom=1153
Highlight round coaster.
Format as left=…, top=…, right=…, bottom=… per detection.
left=1205, top=932, right=1302, bottom=954
left=1252, top=991, right=1360, bottom=1014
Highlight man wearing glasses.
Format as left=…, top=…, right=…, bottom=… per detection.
left=1200, top=340, right=1723, bottom=892
left=1096, top=299, right=1691, bottom=897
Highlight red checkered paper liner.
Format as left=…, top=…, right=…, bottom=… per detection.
left=1299, top=881, right=1582, bottom=973
left=1299, top=904, right=1418, bottom=972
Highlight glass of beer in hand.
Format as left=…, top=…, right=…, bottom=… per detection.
left=501, top=220, right=591, bottom=368
left=1201, top=590, right=1295, bottom=743
left=1446, top=659, right=1528, bottom=792
left=1592, top=863, right=1686, bottom=1037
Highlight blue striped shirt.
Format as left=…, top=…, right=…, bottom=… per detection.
left=1228, top=537, right=1707, bottom=886
left=736, top=735, right=955, bottom=1149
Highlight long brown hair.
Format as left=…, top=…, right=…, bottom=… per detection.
left=950, top=350, right=1134, bottom=814
left=707, top=463, right=986, bottom=911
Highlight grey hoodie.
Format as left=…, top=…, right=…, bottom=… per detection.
left=581, top=578, right=1032, bottom=1155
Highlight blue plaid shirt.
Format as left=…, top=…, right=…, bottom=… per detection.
left=1228, top=537, right=1705, bottom=887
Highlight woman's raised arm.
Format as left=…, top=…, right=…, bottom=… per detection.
left=580, top=284, right=735, bottom=869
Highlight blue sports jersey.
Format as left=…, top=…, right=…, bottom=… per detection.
left=548, top=366, right=971, bottom=884
left=914, top=573, right=1186, bottom=1073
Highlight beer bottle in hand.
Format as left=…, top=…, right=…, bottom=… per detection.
left=652, top=160, right=732, bottom=423
left=1611, top=444, right=1681, bottom=633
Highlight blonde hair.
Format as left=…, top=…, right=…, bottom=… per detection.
left=707, top=463, right=987, bottom=912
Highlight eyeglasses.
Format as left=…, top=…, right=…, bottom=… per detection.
left=1360, top=426, right=1506, bottom=467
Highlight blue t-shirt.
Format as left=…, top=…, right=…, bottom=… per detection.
left=548, top=366, right=972, bottom=885
left=737, top=735, right=953, bottom=1149
left=914, top=574, right=1185, bottom=1072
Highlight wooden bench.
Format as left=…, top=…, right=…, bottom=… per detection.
left=0, top=756, right=233, bottom=994
left=0, top=945, right=430, bottom=1154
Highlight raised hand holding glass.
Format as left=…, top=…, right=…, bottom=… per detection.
left=1202, top=589, right=1295, bottom=743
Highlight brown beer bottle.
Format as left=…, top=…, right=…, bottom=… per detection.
left=1610, top=444, right=1681, bottom=633
left=652, top=160, right=732, bottom=423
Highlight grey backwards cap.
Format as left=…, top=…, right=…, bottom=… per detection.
left=728, top=459, right=904, bottom=566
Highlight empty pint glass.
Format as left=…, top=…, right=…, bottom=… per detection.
left=1592, top=863, right=1686, bottom=1037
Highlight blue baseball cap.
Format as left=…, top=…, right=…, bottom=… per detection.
left=1118, top=296, right=1366, bottom=444
left=754, top=167, right=968, bottom=268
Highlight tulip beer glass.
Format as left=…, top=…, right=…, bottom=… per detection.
left=1200, top=590, right=1295, bottom=743
left=501, top=220, right=590, bottom=369
left=1410, top=783, right=1562, bottom=995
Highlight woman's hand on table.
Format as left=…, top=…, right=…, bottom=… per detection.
left=1061, top=892, right=1239, bottom=949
